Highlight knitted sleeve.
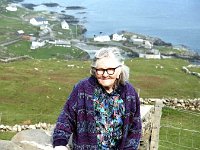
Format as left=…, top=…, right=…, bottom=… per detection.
left=52, top=84, right=78, bottom=147
left=124, top=85, right=142, bottom=150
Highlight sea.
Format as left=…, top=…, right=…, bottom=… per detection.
left=18, top=0, right=200, bottom=54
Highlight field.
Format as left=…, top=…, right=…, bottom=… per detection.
left=6, top=41, right=89, bottom=59
left=0, top=58, right=200, bottom=150
left=1, top=58, right=200, bottom=124
left=159, top=107, right=200, bottom=150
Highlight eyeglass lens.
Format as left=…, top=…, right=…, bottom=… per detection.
left=95, top=65, right=121, bottom=75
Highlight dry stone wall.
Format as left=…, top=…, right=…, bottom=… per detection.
left=1, top=98, right=199, bottom=150
left=182, top=64, right=200, bottom=78
left=141, top=98, right=200, bottom=111
left=0, top=106, right=156, bottom=150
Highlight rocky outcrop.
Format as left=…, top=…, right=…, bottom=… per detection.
left=151, top=38, right=172, bottom=46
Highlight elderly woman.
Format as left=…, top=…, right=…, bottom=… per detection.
left=53, top=47, right=142, bottom=150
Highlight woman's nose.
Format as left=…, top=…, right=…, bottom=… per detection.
left=102, top=70, right=109, bottom=77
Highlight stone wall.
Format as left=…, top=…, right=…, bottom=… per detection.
left=0, top=104, right=158, bottom=150
left=2, top=97, right=200, bottom=150
left=0, top=122, right=54, bottom=133
left=141, top=98, right=200, bottom=111
left=0, top=55, right=32, bottom=63
left=182, top=64, right=200, bottom=78
left=1, top=98, right=199, bottom=133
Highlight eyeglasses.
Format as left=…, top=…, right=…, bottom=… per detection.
left=94, top=65, right=121, bottom=75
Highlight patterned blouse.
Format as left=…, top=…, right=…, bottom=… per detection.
left=93, top=86, right=125, bottom=149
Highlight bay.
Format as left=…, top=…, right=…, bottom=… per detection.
left=20, top=0, right=200, bottom=54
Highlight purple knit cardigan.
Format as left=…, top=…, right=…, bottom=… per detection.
left=53, top=76, right=142, bottom=150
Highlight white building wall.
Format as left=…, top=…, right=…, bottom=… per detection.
left=6, top=5, right=17, bottom=11
left=30, top=18, right=48, bottom=26
left=61, top=21, right=69, bottom=29
left=112, top=34, right=126, bottom=41
left=94, top=35, right=111, bottom=42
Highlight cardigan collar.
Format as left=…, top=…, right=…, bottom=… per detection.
left=88, top=76, right=125, bottom=96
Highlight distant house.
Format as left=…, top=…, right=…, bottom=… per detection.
left=144, top=40, right=153, bottom=49
left=94, top=35, right=111, bottom=42
left=31, top=40, right=46, bottom=49
left=139, top=49, right=161, bottom=59
left=131, top=37, right=144, bottom=45
left=6, top=4, right=17, bottom=11
left=48, top=40, right=71, bottom=47
left=17, top=30, right=24, bottom=35
left=30, top=17, right=48, bottom=26
left=112, top=33, right=126, bottom=41
left=61, top=20, right=69, bottom=30
left=22, top=35, right=36, bottom=41
left=39, top=27, right=51, bottom=37
left=40, top=25, right=48, bottom=30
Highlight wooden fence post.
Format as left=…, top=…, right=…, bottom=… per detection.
left=150, top=99, right=163, bottom=150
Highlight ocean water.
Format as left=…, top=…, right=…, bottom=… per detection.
left=20, top=0, right=200, bottom=54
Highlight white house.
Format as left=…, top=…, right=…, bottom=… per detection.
left=6, top=4, right=17, bottom=11
left=39, top=27, right=51, bottom=37
left=17, top=30, right=24, bottom=35
left=94, top=35, right=111, bottom=42
left=139, top=49, right=161, bottom=59
left=112, top=33, right=126, bottom=41
left=30, top=17, right=48, bottom=26
left=31, top=40, right=46, bottom=49
left=131, top=38, right=144, bottom=45
left=144, top=40, right=153, bottom=49
left=48, top=40, right=71, bottom=47
left=40, top=24, right=48, bottom=30
left=61, top=20, right=69, bottom=30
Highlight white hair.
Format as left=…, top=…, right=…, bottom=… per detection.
left=91, top=47, right=129, bottom=85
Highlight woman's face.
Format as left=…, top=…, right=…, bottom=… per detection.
left=95, top=57, right=121, bottom=93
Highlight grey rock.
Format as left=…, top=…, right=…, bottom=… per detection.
left=0, top=140, right=23, bottom=150
left=11, top=129, right=53, bottom=150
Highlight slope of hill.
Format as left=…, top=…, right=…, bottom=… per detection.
left=1, top=58, right=200, bottom=125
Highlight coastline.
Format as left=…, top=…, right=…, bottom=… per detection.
left=3, top=0, right=200, bottom=63
left=20, top=1, right=200, bottom=52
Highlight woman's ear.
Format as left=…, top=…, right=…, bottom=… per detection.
left=116, top=69, right=122, bottom=79
left=90, top=68, right=96, bottom=76
left=117, top=74, right=121, bottom=79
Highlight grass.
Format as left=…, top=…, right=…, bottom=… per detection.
left=127, top=58, right=200, bottom=98
left=155, top=45, right=191, bottom=55
left=0, top=59, right=90, bottom=125
left=188, top=67, right=200, bottom=73
left=159, top=107, right=200, bottom=150
left=0, top=132, right=17, bottom=140
left=0, top=12, right=38, bottom=42
left=0, top=58, right=200, bottom=126
left=7, top=41, right=89, bottom=59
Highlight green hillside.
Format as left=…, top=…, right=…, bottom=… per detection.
left=1, top=58, right=200, bottom=125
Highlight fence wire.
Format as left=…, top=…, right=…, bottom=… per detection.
left=159, top=107, right=200, bottom=150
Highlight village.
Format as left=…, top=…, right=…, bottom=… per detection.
left=1, top=2, right=200, bottom=150
left=2, top=3, right=193, bottom=61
